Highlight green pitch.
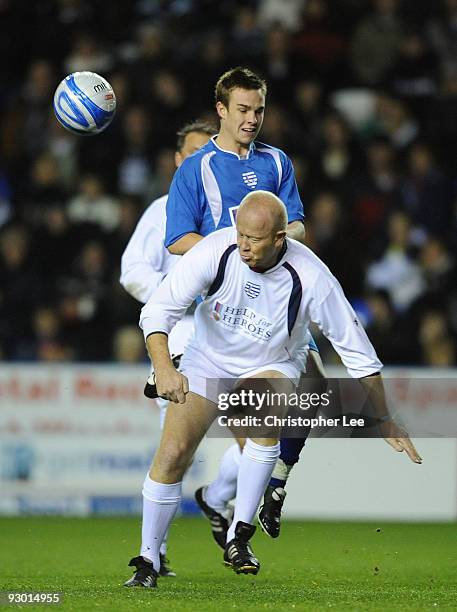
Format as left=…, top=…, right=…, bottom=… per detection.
left=0, top=517, right=456, bottom=611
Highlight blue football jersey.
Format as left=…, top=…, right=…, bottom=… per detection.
left=164, top=137, right=305, bottom=248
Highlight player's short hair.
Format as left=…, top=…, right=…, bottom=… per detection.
left=215, top=67, right=267, bottom=108
left=176, top=120, right=216, bottom=152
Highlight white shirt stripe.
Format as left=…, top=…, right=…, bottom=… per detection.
left=201, top=151, right=223, bottom=228
left=257, top=147, right=282, bottom=191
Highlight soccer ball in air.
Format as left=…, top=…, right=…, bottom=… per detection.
left=53, top=71, right=116, bottom=135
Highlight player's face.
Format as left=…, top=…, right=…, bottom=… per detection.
left=236, top=213, right=285, bottom=270
left=217, top=88, right=265, bottom=149
left=175, top=131, right=211, bottom=166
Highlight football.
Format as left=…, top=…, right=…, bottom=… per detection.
left=53, top=71, right=116, bottom=135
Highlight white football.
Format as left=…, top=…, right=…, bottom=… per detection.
left=53, top=71, right=116, bottom=135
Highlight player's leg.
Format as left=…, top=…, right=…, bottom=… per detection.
left=195, top=438, right=243, bottom=548
left=259, top=344, right=326, bottom=538
left=223, top=370, right=291, bottom=575
left=155, top=397, right=176, bottom=576
left=125, top=391, right=217, bottom=587
left=152, top=315, right=195, bottom=576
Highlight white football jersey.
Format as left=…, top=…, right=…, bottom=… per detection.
left=120, top=194, right=180, bottom=304
left=140, top=227, right=383, bottom=378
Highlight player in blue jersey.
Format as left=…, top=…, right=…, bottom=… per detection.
left=164, top=67, right=326, bottom=542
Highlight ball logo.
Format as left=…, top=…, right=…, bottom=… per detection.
left=242, top=171, right=258, bottom=189
left=93, top=82, right=108, bottom=93
left=244, top=282, right=261, bottom=299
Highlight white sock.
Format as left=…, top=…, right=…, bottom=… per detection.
left=156, top=397, right=170, bottom=556
left=205, top=443, right=241, bottom=512
left=226, top=439, right=280, bottom=542
left=140, top=474, right=181, bottom=572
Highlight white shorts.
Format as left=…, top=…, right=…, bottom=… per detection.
left=180, top=346, right=301, bottom=404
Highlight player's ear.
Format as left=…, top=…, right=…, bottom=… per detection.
left=175, top=151, right=183, bottom=167
left=216, top=101, right=227, bottom=120
left=275, top=230, right=287, bottom=245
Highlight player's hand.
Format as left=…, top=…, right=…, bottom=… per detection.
left=380, top=420, right=422, bottom=464
left=155, top=367, right=189, bottom=404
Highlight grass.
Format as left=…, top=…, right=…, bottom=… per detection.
left=0, top=517, right=456, bottom=611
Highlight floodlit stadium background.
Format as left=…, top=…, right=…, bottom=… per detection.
left=0, top=0, right=456, bottom=520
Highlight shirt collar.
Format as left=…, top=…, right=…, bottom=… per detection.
left=211, top=135, right=255, bottom=160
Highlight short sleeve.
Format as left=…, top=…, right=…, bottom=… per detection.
left=165, top=164, right=203, bottom=247
left=278, top=154, right=305, bottom=223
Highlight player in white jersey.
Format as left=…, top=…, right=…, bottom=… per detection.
left=124, top=191, right=421, bottom=588
left=120, top=120, right=215, bottom=577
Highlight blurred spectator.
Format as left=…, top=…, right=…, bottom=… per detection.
left=427, top=76, right=457, bottom=172
left=126, top=24, right=167, bottom=98
left=364, top=289, right=419, bottom=364
left=146, top=148, right=177, bottom=204
left=67, top=173, right=120, bottom=232
left=366, top=210, right=425, bottom=311
left=310, top=110, right=359, bottom=197
left=116, top=105, right=153, bottom=198
left=291, top=79, right=323, bottom=155
left=33, top=203, right=79, bottom=292
left=259, top=102, right=295, bottom=152
left=306, top=191, right=364, bottom=297
left=148, top=70, right=186, bottom=147
left=0, top=225, right=42, bottom=358
left=418, top=310, right=456, bottom=366
left=373, top=94, right=419, bottom=149
left=294, top=0, right=347, bottom=86
left=113, top=325, right=146, bottom=363
left=427, top=0, right=457, bottom=80
left=255, top=26, right=298, bottom=103
left=352, top=137, right=399, bottom=245
left=399, top=142, right=452, bottom=237
left=257, top=0, right=306, bottom=33
left=2, top=60, right=55, bottom=166
left=187, top=33, right=229, bottom=111
left=418, top=237, right=456, bottom=301
left=20, top=152, right=67, bottom=226
left=231, top=6, right=264, bottom=59
left=59, top=240, right=113, bottom=361
left=388, top=29, right=438, bottom=123
left=350, top=0, right=403, bottom=86
left=31, top=306, right=73, bottom=362
left=64, top=31, right=113, bottom=74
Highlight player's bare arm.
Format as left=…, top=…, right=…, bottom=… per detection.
left=146, top=332, right=189, bottom=404
left=167, top=232, right=203, bottom=255
left=286, top=220, right=306, bottom=243
left=359, top=373, right=422, bottom=464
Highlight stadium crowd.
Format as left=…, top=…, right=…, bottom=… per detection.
left=0, top=0, right=456, bottom=366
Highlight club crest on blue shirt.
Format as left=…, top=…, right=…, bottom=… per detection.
left=242, top=171, right=258, bottom=189
left=244, top=281, right=261, bottom=299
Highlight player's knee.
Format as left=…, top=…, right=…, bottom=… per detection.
left=160, top=439, right=193, bottom=474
